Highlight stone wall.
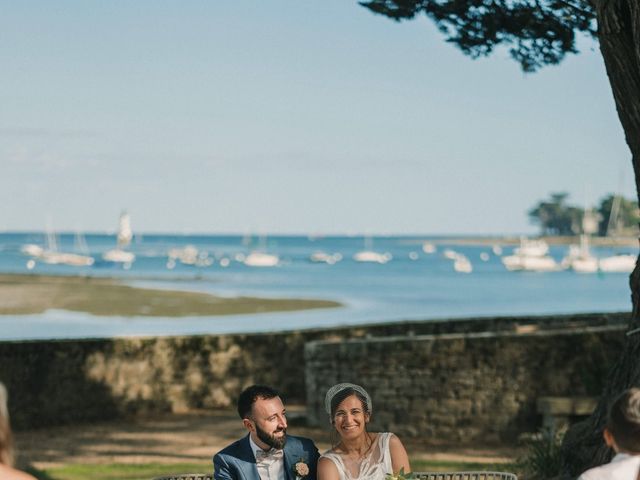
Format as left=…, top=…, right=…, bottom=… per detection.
left=0, top=312, right=629, bottom=432
left=304, top=323, right=628, bottom=444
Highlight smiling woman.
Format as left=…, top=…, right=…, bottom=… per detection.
left=0, top=273, right=341, bottom=317
left=318, top=383, right=411, bottom=480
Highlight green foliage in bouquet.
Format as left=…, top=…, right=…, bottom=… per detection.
left=385, top=467, right=416, bottom=480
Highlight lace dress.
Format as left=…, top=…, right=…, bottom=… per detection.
left=321, top=432, right=394, bottom=480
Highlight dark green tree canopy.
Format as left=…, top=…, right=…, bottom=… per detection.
left=528, top=192, right=639, bottom=236
left=360, top=0, right=597, bottom=71
left=528, top=192, right=584, bottom=235
left=597, top=194, right=640, bottom=236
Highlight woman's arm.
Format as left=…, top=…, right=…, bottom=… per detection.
left=317, top=457, right=341, bottom=480
left=389, top=434, right=411, bottom=474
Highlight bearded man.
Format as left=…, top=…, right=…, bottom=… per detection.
left=213, top=385, right=320, bottom=480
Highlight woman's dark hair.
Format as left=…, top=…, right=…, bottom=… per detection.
left=607, top=387, right=640, bottom=454
left=237, top=385, right=280, bottom=419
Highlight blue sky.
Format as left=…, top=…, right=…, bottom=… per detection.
left=1, top=1, right=633, bottom=235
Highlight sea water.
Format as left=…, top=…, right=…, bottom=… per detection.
left=0, top=232, right=635, bottom=340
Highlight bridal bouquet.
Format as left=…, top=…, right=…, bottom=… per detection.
left=386, top=468, right=416, bottom=480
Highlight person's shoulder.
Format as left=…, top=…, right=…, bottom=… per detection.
left=578, top=463, right=613, bottom=480
left=0, top=464, right=37, bottom=480
left=215, top=436, right=249, bottom=458
left=318, top=455, right=340, bottom=473
left=579, top=456, right=640, bottom=480
left=386, top=432, right=404, bottom=442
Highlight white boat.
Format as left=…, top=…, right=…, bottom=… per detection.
left=514, top=238, right=549, bottom=256
left=353, top=237, right=392, bottom=264
left=422, top=242, right=436, bottom=254
left=24, top=230, right=94, bottom=267
left=570, top=255, right=599, bottom=273
left=561, top=235, right=598, bottom=273
left=502, top=237, right=559, bottom=272
left=442, top=249, right=458, bottom=260
left=352, top=250, right=392, bottom=264
left=42, top=251, right=95, bottom=267
left=102, top=248, right=135, bottom=263
left=242, top=234, right=280, bottom=267
left=244, top=251, right=280, bottom=267
left=21, top=244, right=44, bottom=257
left=599, top=254, right=636, bottom=273
left=596, top=199, right=636, bottom=272
left=502, top=254, right=559, bottom=272
left=310, top=251, right=342, bottom=264
left=167, top=245, right=213, bottom=267
left=453, top=255, right=473, bottom=273
left=103, top=211, right=136, bottom=264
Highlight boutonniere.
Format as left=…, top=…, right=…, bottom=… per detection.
left=293, top=459, right=309, bottom=479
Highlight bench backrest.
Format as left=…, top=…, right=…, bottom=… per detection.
left=153, top=475, right=212, bottom=480
left=415, top=472, right=517, bottom=480
left=152, top=472, right=517, bottom=480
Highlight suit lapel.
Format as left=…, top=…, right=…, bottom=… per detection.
left=284, top=437, right=304, bottom=480
left=283, top=441, right=294, bottom=480
left=239, top=434, right=261, bottom=480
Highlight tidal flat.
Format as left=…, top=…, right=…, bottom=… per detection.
left=0, top=273, right=341, bottom=317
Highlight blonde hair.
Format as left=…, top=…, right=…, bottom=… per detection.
left=0, top=382, right=14, bottom=466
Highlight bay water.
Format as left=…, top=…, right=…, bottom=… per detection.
left=0, top=232, right=634, bottom=340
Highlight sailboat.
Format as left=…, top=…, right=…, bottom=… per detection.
left=243, top=235, right=279, bottom=267
left=561, top=210, right=599, bottom=273
left=22, top=229, right=94, bottom=267
left=353, top=236, right=392, bottom=264
left=599, top=195, right=637, bottom=273
left=562, top=235, right=598, bottom=273
left=103, top=211, right=136, bottom=264
left=309, top=251, right=343, bottom=264
left=501, top=237, right=559, bottom=272
left=453, top=253, right=473, bottom=273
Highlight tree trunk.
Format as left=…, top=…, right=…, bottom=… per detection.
left=561, top=0, right=640, bottom=476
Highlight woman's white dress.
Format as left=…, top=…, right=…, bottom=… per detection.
left=321, top=432, right=394, bottom=480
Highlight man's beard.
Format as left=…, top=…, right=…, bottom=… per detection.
left=256, top=423, right=287, bottom=449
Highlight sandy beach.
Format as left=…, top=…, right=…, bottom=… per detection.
left=0, top=273, right=341, bottom=317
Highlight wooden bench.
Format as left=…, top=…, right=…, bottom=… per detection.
left=415, top=472, right=517, bottom=480
left=153, top=475, right=212, bottom=480
left=536, top=396, right=597, bottom=434
left=152, top=472, right=517, bottom=480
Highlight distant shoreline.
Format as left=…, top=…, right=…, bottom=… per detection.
left=405, top=235, right=639, bottom=247
left=0, top=273, right=342, bottom=317
left=3, top=231, right=637, bottom=247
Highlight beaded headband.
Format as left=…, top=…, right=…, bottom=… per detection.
left=324, top=382, right=372, bottom=417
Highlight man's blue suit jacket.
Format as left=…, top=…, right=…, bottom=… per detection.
left=213, top=434, right=320, bottom=480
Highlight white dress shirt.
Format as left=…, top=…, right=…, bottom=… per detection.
left=249, top=435, right=286, bottom=480
left=578, top=453, right=640, bottom=480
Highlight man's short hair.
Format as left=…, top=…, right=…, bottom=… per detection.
left=237, top=385, right=280, bottom=419
left=607, top=387, right=640, bottom=453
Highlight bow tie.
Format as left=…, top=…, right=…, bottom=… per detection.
left=256, top=448, right=284, bottom=463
